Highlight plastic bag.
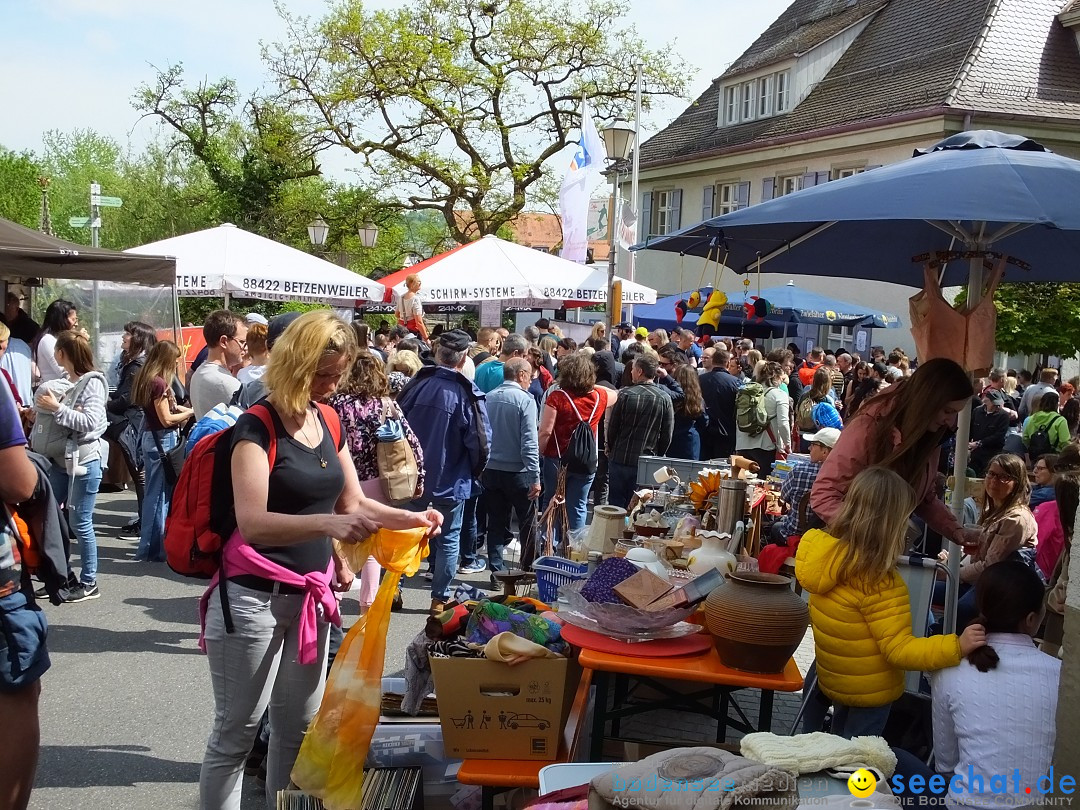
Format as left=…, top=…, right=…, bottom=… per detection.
left=291, top=527, right=430, bottom=810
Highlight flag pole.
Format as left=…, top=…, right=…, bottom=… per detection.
left=626, top=62, right=643, bottom=322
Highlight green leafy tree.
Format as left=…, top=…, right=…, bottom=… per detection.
left=0, top=148, right=43, bottom=228
left=266, top=0, right=689, bottom=242
left=955, top=283, right=1080, bottom=358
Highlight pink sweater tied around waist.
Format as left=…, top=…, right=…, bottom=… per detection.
left=198, top=529, right=341, bottom=665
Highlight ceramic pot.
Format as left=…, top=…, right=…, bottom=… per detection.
left=686, top=531, right=737, bottom=577
left=703, top=571, right=809, bottom=673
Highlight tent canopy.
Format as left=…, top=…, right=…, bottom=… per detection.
left=379, top=235, right=657, bottom=308
left=127, top=223, right=384, bottom=305
left=0, top=216, right=175, bottom=285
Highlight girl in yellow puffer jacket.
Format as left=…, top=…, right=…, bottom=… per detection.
left=796, top=466, right=987, bottom=737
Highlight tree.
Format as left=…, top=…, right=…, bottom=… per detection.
left=265, top=0, right=689, bottom=242
left=0, top=148, right=43, bottom=228
left=955, top=283, right=1080, bottom=358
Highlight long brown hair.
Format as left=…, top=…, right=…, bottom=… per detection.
left=980, top=454, right=1031, bottom=525
left=674, top=364, right=705, bottom=419
left=132, top=341, right=181, bottom=409
left=866, top=357, right=973, bottom=485
left=810, top=366, right=832, bottom=401
left=829, top=466, right=917, bottom=588
left=338, top=351, right=389, bottom=400
left=54, top=330, right=95, bottom=376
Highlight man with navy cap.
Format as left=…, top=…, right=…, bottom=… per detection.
left=398, top=330, right=491, bottom=613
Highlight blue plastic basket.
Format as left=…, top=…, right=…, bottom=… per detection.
left=531, top=555, right=588, bottom=604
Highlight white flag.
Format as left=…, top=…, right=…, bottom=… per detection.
left=617, top=198, right=638, bottom=250
left=559, top=99, right=605, bottom=263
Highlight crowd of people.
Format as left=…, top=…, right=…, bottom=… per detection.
left=0, top=293, right=1071, bottom=809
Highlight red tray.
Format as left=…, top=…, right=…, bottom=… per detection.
left=560, top=623, right=713, bottom=657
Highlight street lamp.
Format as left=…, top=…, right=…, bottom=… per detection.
left=307, top=216, right=329, bottom=248
left=358, top=222, right=379, bottom=248
left=603, top=119, right=636, bottom=330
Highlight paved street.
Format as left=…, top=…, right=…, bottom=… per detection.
left=32, top=487, right=812, bottom=809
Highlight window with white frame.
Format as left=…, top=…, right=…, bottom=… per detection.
left=776, top=71, right=790, bottom=112
left=777, top=174, right=801, bottom=196
left=655, top=190, right=674, bottom=235
left=741, top=81, right=755, bottom=120
left=724, top=86, right=738, bottom=125
left=716, top=183, right=740, bottom=215
left=833, top=166, right=865, bottom=180
left=826, top=325, right=856, bottom=350
left=721, top=69, right=792, bottom=126
left=758, top=75, right=774, bottom=118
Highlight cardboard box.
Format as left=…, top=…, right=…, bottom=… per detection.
left=430, top=656, right=578, bottom=761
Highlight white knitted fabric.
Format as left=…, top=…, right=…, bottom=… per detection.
left=740, top=732, right=897, bottom=776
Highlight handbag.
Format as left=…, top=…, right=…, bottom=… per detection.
left=374, top=398, right=419, bottom=504
left=152, top=426, right=190, bottom=491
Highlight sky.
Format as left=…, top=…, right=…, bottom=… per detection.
left=0, top=0, right=792, bottom=179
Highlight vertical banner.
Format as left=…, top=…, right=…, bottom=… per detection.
left=559, top=99, right=604, bottom=263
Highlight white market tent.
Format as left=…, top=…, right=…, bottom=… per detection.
left=127, top=223, right=385, bottom=305
left=379, top=235, right=657, bottom=308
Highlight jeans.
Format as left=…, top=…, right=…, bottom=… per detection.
left=138, top=429, right=176, bottom=562
left=411, top=498, right=464, bottom=602
left=800, top=663, right=893, bottom=738
left=482, top=469, right=539, bottom=570
left=48, top=457, right=101, bottom=586
left=607, top=460, right=638, bottom=511
left=541, top=458, right=594, bottom=533
left=200, top=582, right=330, bottom=810
left=891, top=747, right=939, bottom=808
left=459, top=491, right=487, bottom=567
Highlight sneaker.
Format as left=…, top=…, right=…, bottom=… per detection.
left=33, top=584, right=48, bottom=599
left=119, top=521, right=141, bottom=540
left=458, top=560, right=486, bottom=574
left=422, top=570, right=433, bottom=581
left=63, top=582, right=101, bottom=603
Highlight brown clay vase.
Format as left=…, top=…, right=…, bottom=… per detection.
left=703, top=571, right=809, bottom=673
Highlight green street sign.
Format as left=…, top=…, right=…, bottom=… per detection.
left=68, top=216, right=90, bottom=227
left=92, top=196, right=123, bottom=208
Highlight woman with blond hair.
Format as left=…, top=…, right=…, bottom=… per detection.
left=396, top=273, right=429, bottom=342
left=199, top=311, right=442, bottom=809
left=131, top=340, right=193, bottom=562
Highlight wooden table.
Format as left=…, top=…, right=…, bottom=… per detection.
left=456, top=667, right=593, bottom=810
left=578, top=644, right=803, bottom=760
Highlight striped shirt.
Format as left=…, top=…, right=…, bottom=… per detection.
left=606, top=381, right=674, bottom=466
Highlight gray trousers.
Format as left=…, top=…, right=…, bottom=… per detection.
left=199, top=583, right=330, bottom=810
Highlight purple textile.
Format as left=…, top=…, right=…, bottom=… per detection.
left=580, top=557, right=641, bottom=604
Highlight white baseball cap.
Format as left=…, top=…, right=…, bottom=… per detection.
left=801, top=427, right=841, bottom=448
left=245, top=312, right=268, bottom=326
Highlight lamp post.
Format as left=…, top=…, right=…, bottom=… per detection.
left=307, top=217, right=380, bottom=267
left=602, top=119, right=635, bottom=330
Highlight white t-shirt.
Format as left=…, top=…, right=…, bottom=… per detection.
left=236, top=363, right=266, bottom=386
left=1, top=338, right=33, bottom=405
left=190, top=362, right=242, bottom=420
left=35, top=332, right=66, bottom=385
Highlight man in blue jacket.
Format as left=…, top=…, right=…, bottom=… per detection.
left=399, top=330, right=491, bottom=614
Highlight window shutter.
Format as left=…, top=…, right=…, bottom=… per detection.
left=816, top=171, right=830, bottom=185
left=670, top=189, right=682, bottom=230
left=702, top=185, right=715, bottom=221
left=736, top=182, right=750, bottom=209
left=640, top=192, right=653, bottom=240
left=866, top=164, right=883, bottom=171
left=762, top=177, right=775, bottom=202
left=802, top=171, right=818, bottom=189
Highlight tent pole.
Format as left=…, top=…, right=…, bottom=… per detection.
left=946, top=252, right=984, bottom=634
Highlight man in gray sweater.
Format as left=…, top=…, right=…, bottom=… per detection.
left=481, top=358, right=540, bottom=580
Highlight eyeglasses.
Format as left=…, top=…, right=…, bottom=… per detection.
left=985, top=470, right=1016, bottom=484
left=230, top=337, right=248, bottom=350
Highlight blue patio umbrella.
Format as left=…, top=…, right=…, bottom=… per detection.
left=636, top=130, right=1080, bottom=630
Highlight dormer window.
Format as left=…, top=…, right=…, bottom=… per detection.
left=721, top=68, right=792, bottom=126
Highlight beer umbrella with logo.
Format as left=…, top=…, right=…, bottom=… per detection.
left=127, top=222, right=386, bottom=305
left=379, top=234, right=656, bottom=309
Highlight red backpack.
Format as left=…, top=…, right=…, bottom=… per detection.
left=164, top=401, right=341, bottom=579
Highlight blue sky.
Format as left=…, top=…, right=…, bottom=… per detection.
left=0, top=0, right=790, bottom=178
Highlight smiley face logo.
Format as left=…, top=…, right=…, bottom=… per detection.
left=848, top=768, right=877, bottom=798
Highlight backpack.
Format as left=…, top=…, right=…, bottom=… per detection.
left=30, top=373, right=106, bottom=465
left=557, top=389, right=599, bottom=475
left=736, top=383, right=769, bottom=436
left=164, top=401, right=341, bottom=579
left=375, top=398, right=420, bottom=504
left=1027, top=414, right=1064, bottom=461
left=796, top=396, right=820, bottom=432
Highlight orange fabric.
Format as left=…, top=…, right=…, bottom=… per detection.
left=797, top=362, right=821, bottom=388
left=291, top=527, right=430, bottom=810
left=909, top=260, right=1002, bottom=374
left=10, top=509, right=37, bottom=570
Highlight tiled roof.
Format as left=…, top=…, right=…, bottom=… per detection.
left=722, top=0, right=889, bottom=78
left=1061, top=0, right=1080, bottom=14
left=951, top=0, right=1080, bottom=118
left=639, top=0, right=1080, bottom=169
